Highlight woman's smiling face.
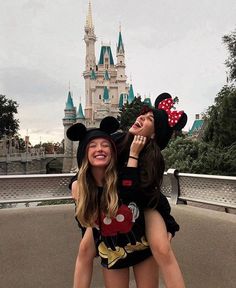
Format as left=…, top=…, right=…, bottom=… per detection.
left=129, top=111, right=155, bottom=138
left=87, top=138, right=112, bottom=168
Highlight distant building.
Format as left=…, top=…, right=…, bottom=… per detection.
left=188, top=114, right=205, bottom=140
left=62, top=1, right=135, bottom=172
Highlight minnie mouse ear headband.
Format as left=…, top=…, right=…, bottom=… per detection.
left=66, top=116, right=119, bottom=168
left=141, top=93, right=187, bottom=150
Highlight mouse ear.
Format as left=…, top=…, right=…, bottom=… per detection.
left=100, top=116, right=120, bottom=134
left=173, top=112, right=188, bottom=131
left=66, top=123, right=87, bottom=141
left=154, top=92, right=172, bottom=108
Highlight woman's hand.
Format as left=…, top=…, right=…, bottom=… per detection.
left=129, top=135, right=147, bottom=158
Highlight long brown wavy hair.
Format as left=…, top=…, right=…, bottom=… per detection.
left=75, top=145, right=119, bottom=227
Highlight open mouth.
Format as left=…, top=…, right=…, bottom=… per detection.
left=133, top=120, right=142, bottom=128
left=94, top=154, right=107, bottom=159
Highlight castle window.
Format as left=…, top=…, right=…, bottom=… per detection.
left=120, top=61, right=122, bottom=64
left=105, top=57, right=109, bottom=70
left=99, top=95, right=101, bottom=99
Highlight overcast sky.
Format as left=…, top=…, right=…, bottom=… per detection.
left=1, top=0, right=236, bottom=145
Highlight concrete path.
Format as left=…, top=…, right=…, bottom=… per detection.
left=0, top=204, right=235, bottom=288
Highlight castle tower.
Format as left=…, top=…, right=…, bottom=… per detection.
left=82, top=1, right=130, bottom=128
left=62, top=91, right=76, bottom=172
left=116, top=27, right=127, bottom=101
left=83, top=0, right=96, bottom=121
left=62, top=0, right=135, bottom=171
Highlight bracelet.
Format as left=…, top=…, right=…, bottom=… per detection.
left=129, top=155, right=139, bottom=160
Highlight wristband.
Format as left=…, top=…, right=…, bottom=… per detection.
left=129, top=155, right=139, bottom=160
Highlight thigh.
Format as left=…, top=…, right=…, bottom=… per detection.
left=102, top=267, right=130, bottom=288
left=78, top=227, right=97, bottom=259
left=133, top=256, right=159, bottom=288
left=144, top=209, right=170, bottom=251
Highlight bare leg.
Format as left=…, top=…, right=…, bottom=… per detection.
left=102, top=267, right=129, bottom=288
left=133, top=256, right=159, bottom=288
left=73, top=228, right=96, bottom=288
left=145, top=209, right=185, bottom=288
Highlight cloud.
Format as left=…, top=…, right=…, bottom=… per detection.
left=1, top=67, right=64, bottom=101
left=1, top=0, right=236, bottom=143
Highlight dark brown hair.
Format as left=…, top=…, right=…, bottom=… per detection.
left=117, top=132, right=165, bottom=208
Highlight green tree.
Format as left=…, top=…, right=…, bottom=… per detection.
left=223, top=28, right=236, bottom=83
left=41, top=142, right=55, bottom=154
left=14, top=135, right=26, bottom=151
left=163, top=137, right=236, bottom=176
left=203, top=85, right=236, bottom=148
left=0, top=94, right=19, bottom=138
left=117, top=96, right=146, bottom=131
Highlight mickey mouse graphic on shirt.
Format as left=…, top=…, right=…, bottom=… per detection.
left=97, top=201, right=149, bottom=268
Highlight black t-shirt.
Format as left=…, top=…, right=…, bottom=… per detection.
left=95, top=167, right=152, bottom=269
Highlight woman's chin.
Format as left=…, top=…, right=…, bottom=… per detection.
left=129, top=126, right=138, bottom=135
left=90, top=160, right=110, bottom=168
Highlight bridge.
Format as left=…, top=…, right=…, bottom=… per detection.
left=0, top=171, right=235, bottom=288
left=0, top=153, right=65, bottom=174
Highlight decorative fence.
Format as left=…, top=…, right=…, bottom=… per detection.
left=0, top=170, right=235, bottom=211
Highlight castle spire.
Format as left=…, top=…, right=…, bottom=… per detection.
left=128, top=84, right=135, bottom=103
left=117, top=25, right=125, bottom=53
left=65, top=91, right=74, bottom=110
left=76, top=103, right=85, bottom=120
left=85, top=0, right=94, bottom=30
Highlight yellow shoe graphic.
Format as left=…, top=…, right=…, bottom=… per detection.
left=98, top=241, right=127, bottom=268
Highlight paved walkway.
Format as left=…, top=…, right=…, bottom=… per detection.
left=0, top=204, right=235, bottom=288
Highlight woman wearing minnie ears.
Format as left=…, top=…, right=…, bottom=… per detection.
left=114, top=92, right=187, bottom=288
left=68, top=117, right=159, bottom=288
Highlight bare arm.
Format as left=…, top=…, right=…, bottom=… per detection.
left=71, top=179, right=78, bottom=200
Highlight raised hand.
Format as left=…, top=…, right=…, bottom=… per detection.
left=129, top=135, right=147, bottom=159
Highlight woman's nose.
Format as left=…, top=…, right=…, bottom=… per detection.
left=139, top=115, right=145, bottom=121
left=96, top=144, right=103, bottom=151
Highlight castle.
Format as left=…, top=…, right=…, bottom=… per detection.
left=62, top=1, right=135, bottom=172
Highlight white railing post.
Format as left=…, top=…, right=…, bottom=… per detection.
left=167, top=168, right=180, bottom=205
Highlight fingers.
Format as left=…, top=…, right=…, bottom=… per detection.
left=134, top=135, right=147, bottom=144
left=130, top=135, right=147, bottom=157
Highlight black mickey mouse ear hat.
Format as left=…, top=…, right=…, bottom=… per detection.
left=66, top=116, right=119, bottom=168
left=152, top=92, right=187, bottom=150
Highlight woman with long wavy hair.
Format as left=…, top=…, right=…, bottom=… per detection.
left=68, top=116, right=158, bottom=288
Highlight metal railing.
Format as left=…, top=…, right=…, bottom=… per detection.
left=0, top=170, right=235, bottom=211
left=0, top=173, right=72, bottom=205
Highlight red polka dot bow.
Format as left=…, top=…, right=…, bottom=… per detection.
left=157, top=98, right=184, bottom=127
